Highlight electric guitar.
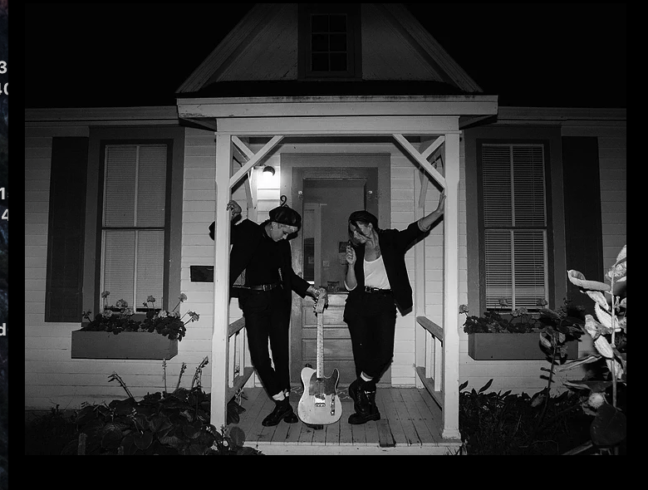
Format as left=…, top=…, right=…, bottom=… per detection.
left=297, top=290, right=342, bottom=425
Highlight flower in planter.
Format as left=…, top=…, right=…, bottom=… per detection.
left=81, top=293, right=199, bottom=341
left=460, top=300, right=585, bottom=337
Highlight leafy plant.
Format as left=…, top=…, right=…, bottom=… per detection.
left=81, top=292, right=199, bottom=341
left=460, top=302, right=584, bottom=338
left=459, top=379, right=592, bottom=455
left=26, top=360, right=262, bottom=456
left=560, top=245, right=627, bottom=453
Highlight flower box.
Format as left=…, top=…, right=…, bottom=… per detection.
left=71, top=329, right=178, bottom=360
left=468, top=332, right=578, bottom=361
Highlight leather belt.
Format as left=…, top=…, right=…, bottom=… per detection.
left=364, top=286, right=392, bottom=294
left=245, top=283, right=281, bottom=291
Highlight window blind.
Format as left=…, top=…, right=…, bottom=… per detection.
left=101, top=144, right=167, bottom=310
left=481, top=144, right=548, bottom=309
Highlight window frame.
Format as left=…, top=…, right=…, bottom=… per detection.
left=298, top=3, right=362, bottom=80
left=476, top=139, right=555, bottom=313
left=98, top=142, right=173, bottom=313
left=82, top=127, right=184, bottom=320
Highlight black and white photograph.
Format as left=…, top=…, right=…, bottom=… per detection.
left=24, top=3, right=626, bottom=458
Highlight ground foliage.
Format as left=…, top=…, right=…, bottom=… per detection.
left=459, top=379, right=595, bottom=455
left=25, top=387, right=261, bottom=456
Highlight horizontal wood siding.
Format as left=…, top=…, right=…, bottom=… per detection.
left=598, top=135, right=626, bottom=268
left=25, top=124, right=199, bottom=410
left=460, top=120, right=626, bottom=396
left=390, top=150, right=417, bottom=385
left=361, top=4, right=444, bottom=81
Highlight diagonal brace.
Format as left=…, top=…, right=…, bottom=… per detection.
left=230, top=135, right=284, bottom=189
left=393, top=134, right=446, bottom=190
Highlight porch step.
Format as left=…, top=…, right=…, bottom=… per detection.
left=247, top=440, right=463, bottom=455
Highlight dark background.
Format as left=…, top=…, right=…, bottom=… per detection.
left=25, top=3, right=626, bottom=109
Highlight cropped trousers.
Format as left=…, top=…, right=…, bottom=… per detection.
left=343, top=290, right=398, bottom=382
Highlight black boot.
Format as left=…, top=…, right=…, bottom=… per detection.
left=262, top=397, right=298, bottom=426
left=348, top=379, right=380, bottom=425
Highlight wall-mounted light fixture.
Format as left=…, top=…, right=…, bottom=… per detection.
left=262, top=165, right=276, bottom=176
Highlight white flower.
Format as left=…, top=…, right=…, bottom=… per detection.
left=588, top=392, right=606, bottom=409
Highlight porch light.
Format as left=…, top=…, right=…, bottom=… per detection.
left=259, top=165, right=279, bottom=188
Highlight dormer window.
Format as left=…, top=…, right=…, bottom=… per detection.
left=299, top=4, right=361, bottom=80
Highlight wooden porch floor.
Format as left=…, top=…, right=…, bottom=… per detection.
left=232, top=386, right=463, bottom=455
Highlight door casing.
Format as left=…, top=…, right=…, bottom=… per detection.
left=280, top=153, right=391, bottom=386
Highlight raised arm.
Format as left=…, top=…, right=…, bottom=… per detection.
left=417, top=191, right=445, bottom=232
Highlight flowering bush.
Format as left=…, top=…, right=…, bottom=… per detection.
left=81, top=292, right=199, bottom=341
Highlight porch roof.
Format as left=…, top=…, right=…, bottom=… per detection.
left=176, top=94, right=499, bottom=134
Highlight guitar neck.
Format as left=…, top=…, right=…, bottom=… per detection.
left=316, top=308, right=324, bottom=378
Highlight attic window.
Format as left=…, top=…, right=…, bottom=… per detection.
left=299, top=4, right=361, bottom=79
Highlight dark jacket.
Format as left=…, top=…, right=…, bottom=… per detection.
left=349, top=221, right=427, bottom=314
left=226, top=219, right=311, bottom=302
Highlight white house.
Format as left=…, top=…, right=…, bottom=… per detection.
left=25, top=3, right=626, bottom=454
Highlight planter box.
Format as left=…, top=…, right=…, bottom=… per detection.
left=71, top=330, right=178, bottom=360
left=468, top=333, right=578, bottom=361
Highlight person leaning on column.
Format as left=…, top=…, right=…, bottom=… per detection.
left=209, top=200, right=326, bottom=426
left=343, top=191, right=445, bottom=424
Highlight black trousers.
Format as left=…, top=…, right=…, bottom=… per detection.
left=238, top=287, right=291, bottom=398
left=343, top=291, right=397, bottom=382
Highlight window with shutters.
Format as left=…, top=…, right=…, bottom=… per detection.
left=479, top=143, right=549, bottom=311
left=298, top=4, right=361, bottom=79
left=100, top=144, right=170, bottom=312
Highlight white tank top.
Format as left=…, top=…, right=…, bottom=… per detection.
left=364, top=255, right=391, bottom=290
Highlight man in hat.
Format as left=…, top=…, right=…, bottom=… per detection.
left=209, top=201, right=325, bottom=426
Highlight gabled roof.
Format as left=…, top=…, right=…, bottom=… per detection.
left=177, top=3, right=482, bottom=97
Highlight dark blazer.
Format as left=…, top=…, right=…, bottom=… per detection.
left=212, top=219, right=311, bottom=302
left=349, top=221, right=427, bottom=314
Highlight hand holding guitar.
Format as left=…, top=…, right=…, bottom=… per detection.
left=298, top=285, right=341, bottom=425
left=314, top=287, right=328, bottom=313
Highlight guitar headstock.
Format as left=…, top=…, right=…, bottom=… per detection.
left=314, top=287, right=328, bottom=314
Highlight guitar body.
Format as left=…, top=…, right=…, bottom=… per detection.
left=297, top=366, right=342, bottom=425
left=297, top=290, right=342, bottom=425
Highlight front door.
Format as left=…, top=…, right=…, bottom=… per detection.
left=281, top=154, right=390, bottom=387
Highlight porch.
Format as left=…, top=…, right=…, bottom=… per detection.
left=176, top=94, right=498, bottom=443
left=233, top=386, right=463, bottom=455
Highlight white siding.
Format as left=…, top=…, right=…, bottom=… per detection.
left=26, top=117, right=625, bottom=409
left=598, top=135, right=627, bottom=268
left=458, top=120, right=627, bottom=396
left=24, top=125, right=202, bottom=410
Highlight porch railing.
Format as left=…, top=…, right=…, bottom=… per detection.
left=415, top=315, right=444, bottom=409
left=227, top=318, right=253, bottom=401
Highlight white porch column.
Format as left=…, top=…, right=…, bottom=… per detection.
left=210, top=133, right=232, bottom=429
left=442, top=132, right=461, bottom=440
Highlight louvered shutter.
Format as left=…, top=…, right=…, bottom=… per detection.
left=101, top=145, right=167, bottom=310
left=481, top=144, right=548, bottom=309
